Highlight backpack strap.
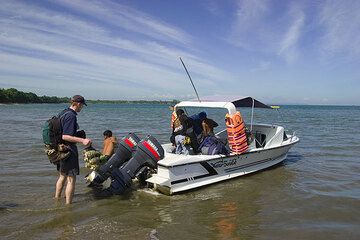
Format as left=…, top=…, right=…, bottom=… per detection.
left=57, top=108, right=75, bottom=126
left=54, top=108, right=73, bottom=144
left=57, top=108, right=72, bottom=118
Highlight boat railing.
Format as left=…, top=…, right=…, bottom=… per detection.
left=291, top=130, right=296, bottom=142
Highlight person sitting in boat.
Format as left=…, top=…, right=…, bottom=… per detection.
left=198, top=118, right=228, bottom=155
left=189, top=111, right=207, bottom=136
left=172, top=109, right=198, bottom=155
left=201, top=117, right=219, bottom=139
left=169, top=105, right=177, bottom=130
left=189, top=112, right=219, bottom=143
left=181, top=111, right=209, bottom=152
left=170, top=108, right=183, bottom=148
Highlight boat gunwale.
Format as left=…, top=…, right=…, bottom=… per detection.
left=157, top=136, right=299, bottom=168
left=169, top=152, right=289, bottom=187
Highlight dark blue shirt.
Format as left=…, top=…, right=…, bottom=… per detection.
left=57, top=108, right=80, bottom=175
left=61, top=108, right=78, bottom=137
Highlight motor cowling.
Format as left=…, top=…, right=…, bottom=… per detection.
left=105, top=135, right=164, bottom=195
left=86, top=133, right=140, bottom=186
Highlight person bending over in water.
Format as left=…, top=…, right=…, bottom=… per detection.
left=102, top=130, right=117, bottom=158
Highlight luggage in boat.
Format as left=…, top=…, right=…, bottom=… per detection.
left=199, top=136, right=229, bottom=155
left=225, top=111, right=248, bottom=154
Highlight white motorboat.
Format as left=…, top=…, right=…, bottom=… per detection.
left=146, top=96, right=299, bottom=195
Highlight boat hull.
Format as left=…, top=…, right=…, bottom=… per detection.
left=147, top=140, right=297, bottom=195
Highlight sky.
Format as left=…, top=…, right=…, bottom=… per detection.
left=0, top=0, right=359, bottom=105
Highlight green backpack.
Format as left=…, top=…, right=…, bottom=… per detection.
left=42, top=116, right=63, bottom=147
left=42, top=109, right=72, bottom=164
left=42, top=109, right=70, bottom=147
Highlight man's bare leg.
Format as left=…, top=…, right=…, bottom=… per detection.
left=55, top=173, right=66, bottom=199
left=65, top=175, right=76, bottom=204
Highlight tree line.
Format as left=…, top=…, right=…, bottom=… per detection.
left=0, top=88, right=70, bottom=103
left=0, top=88, right=179, bottom=104
left=87, top=99, right=179, bottom=104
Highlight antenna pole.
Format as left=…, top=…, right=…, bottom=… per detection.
left=179, top=57, right=201, bottom=102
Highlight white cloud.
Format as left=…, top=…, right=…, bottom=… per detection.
left=318, top=0, right=360, bottom=57
left=229, top=0, right=272, bottom=50
left=278, top=5, right=305, bottom=64
left=0, top=0, right=232, bottom=99
left=229, top=0, right=360, bottom=65
left=53, top=0, right=193, bottom=46
left=2, top=0, right=357, bottom=104
left=229, top=0, right=306, bottom=64
left=203, top=0, right=223, bottom=16
left=250, top=61, right=271, bottom=72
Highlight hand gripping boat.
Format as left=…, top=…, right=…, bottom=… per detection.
left=146, top=96, right=299, bottom=195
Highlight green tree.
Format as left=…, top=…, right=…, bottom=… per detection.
left=0, top=88, right=9, bottom=102
left=0, top=88, right=69, bottom=103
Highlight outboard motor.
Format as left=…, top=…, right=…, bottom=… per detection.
left=105, top=135, right=164, bottom=195
left=86, top=133, right=141, bottom=186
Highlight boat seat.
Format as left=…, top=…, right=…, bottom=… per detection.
left=254, top=131, right=266, bottom=148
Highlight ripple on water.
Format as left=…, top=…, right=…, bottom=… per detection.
left=0, top=104, right=359, bottom=239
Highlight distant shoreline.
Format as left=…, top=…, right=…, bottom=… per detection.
left=0, top=100, right=179, bottom=105
left=86, top=100, right=179, bottom=104
left=0, top=101, right=178, bottom=105
left=0, top=88, right=69, bottom=104
left=0, top=100, right=360, bottom=107
left=0, top=88, right=179, bottom=105
left=1, top=88, right=357, bottom=106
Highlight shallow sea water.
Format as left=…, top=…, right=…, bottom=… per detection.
left=0, top=103, right=359, bottom=239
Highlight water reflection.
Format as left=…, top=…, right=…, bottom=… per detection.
left=214, top=202, right=239, bottom=240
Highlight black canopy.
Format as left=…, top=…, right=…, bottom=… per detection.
left=193, top=95, right=271, bottom=109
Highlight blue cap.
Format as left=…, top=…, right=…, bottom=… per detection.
left=199, top=111, right=207, bottom=120
left=72, top=95, right=87, bottom=106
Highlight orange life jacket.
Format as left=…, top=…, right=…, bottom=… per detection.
left=170, top=111, right=177, bottom=129
left=225, top=111, right=248, bottom=154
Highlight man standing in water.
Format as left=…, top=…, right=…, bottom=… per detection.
left=55, top=95, right=92, bottom=204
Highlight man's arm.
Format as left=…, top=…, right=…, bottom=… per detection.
left=62, top=135, right=92, bottom=147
